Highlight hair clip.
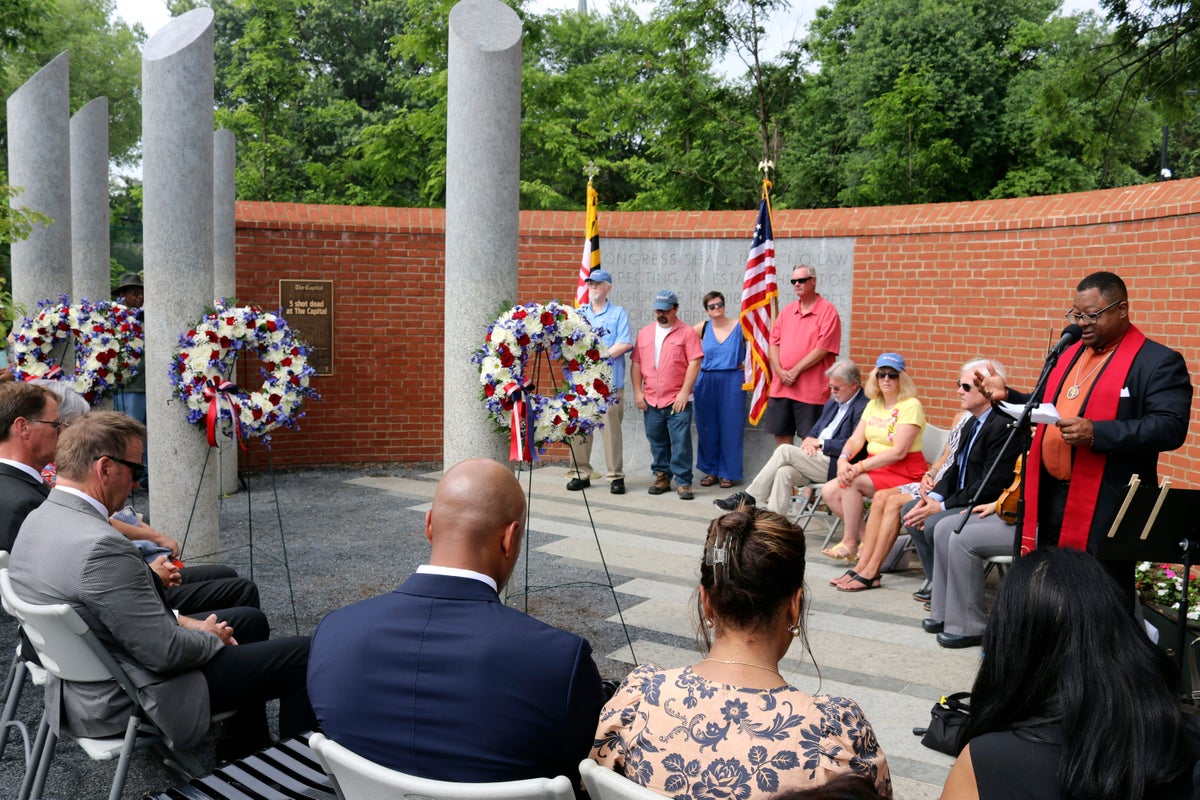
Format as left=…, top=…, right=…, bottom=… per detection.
left=706, top=542, right=729, bottom=566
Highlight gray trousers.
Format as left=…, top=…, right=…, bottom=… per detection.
left=901, top=499, right=966, bottom=580
left=929, top=513, right=1015, bottom=636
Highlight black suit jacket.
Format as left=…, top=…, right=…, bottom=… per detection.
left=0, top=463, right=50, bottom=553
left=933, top=408, right=1028, bottom=510
left=1012, top=334, right=1192, bottom=551
left=807, top=389, right=870, bottom=480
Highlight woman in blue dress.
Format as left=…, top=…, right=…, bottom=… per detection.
left=693, top=291, right=747, bottom=488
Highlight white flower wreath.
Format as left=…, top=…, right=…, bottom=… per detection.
left=11, top=295, right=144, bottom=405
left=472, top=301, right=614, bottom=455
left=169, top=302, right=318, bottom=446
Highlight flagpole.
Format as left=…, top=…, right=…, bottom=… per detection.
left=739, top=160, right=778, bottom=426
left=759, top=159, right=777, bottom=319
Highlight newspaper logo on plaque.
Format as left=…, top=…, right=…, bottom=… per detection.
left=279, top=279, right=334, bottom=376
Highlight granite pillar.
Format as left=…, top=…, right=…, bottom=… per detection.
left=213, top=128, right=239, bottom=495
left=142, top=9, right=218, bottom=558
left=7, top=51, right=71, bottom=311
left=70, top=97, right=111, bottom=303
left=443, top=0, right=522, bottom=468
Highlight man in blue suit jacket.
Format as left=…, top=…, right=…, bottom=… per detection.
left=714, top=360, right=868, bottom=514
left=307, top=458, right=605, bottom=794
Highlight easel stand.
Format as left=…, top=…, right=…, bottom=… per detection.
left=1099, top=479, right=1200, bottom=696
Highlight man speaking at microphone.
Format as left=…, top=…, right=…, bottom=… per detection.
left=983, top=272, right=1191, bottom=591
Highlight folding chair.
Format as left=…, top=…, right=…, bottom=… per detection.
left=579, top=757, right=664, bottom=799
left=308, top=732, right=575, bottom=800
left=0, top=568, right=207, bottom=800
left=0, top=551, right=46, bottom=768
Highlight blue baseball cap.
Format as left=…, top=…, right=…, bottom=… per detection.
left=652, top=290, right=679, bottom=311
left=586, top=269, right=612, bottom=284
left=875, top=353, right=906, bottom=372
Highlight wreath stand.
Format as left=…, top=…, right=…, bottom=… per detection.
left=176, top=353, right=301, bottom=635
left=504, top=339, right=638, bottom=667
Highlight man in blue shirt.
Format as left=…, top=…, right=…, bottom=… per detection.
left=567, top=269, right=633, bottom=494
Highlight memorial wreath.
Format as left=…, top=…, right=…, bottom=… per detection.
left=170, top=302, right=318, bottom=446
left=11, top=295, right=144, bottom=405
left=473, top=301, right=613, bottom=457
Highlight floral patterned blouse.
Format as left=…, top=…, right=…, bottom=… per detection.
left=590, top=663, right=892, bottom=799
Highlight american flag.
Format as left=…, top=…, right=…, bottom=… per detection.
left=739, top=189, right=777, bottom=425
left=575, top=182, right=601, bottom=306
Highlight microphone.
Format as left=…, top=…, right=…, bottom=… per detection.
left=1049, top=324, right=1083, bottom=356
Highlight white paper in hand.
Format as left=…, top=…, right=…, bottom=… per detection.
left=999, top=401, right=1060, bottom=425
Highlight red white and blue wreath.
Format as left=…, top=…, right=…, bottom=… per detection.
left=169, top=302, right=318, bottom=447
left=473, top=301, right=614, bottom=460
left=11, top=295, right=144, bottom=405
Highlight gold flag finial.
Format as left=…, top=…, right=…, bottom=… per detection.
left=583, top=159, right=600, bottom=183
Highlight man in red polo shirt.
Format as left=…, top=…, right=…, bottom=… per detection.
left=629, top=289, right=704, bottom=500
left=765, top=265, right=842, bottom=448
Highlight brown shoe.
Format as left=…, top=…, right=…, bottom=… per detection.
left=648, top=472, right=671, bottom=495
left=678, top=485, right=694, bottom=500
left=699, top=475, right=718, bottom=487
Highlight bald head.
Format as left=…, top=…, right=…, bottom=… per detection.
left=426, top=459, right=526, bottom=585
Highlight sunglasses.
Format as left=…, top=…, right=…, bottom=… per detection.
left=790, top=277, right=813, bottom=285
left=706, top=302, right=725, bottom=310
left=959, top=382, right=976, bottom=393
left=876, top=370, right=900, bottom=380
left=104, top=455, right=145, bottom=481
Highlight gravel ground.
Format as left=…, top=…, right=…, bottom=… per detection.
left=0, top=463, right=660, bottom=799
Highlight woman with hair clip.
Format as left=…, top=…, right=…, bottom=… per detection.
left=941, top=547, right=1200, bottom=799
left=590, top=508, right=891, bottom=798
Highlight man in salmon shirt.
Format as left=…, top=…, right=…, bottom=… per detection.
left=629, top=289, right=704, bottom=500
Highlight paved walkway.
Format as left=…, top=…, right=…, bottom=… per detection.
left=0, top=464, right=980, bottom=799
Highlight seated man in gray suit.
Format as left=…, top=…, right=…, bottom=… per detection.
left=8, top=412, right=315, bottom=758
left=714, top=360, right=867, bottom=514
left=308, top=458, right=605, bottom=795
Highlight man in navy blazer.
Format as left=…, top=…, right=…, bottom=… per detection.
left=714, top=360, right=868, bottom=514
left=0, top=382, right=58, bottom=553
left=307, top=458, right=605, bottom=793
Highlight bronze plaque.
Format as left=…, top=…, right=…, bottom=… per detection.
left=279, top=279, right=334, bottom=376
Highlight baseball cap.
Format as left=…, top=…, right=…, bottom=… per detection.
left=875, top=353, right=907, bottom=372
left=652, top=290, right=679, bottom=311
left=586, top=269, right=612, bottom=284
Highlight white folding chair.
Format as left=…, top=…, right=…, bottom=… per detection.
left=0, top=568, right=206, bottom=800
left=579, top=757, right=664, bottom=799
left=983, top=554, right=1012, bottom=579
left=0, top=551, right=46, bottom=769
left=922, top=423, right=949, bottom=467
left=308, top=732, right=575, bottom=800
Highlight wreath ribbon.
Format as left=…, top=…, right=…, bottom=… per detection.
left=202, top=378, right=245, bottom=450
left=502, top=380, right=538, bottom=463
left=23, top=365, right=63, bottom=381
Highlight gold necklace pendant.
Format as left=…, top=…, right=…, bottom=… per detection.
left=1065, top=385, right=1080, bottom=400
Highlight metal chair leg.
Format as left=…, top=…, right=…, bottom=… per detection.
left=108, top=714, right=142, bottom=800
left=19, top=714, right=52, bottom=800
left=0, top=656, right=26, bottom=759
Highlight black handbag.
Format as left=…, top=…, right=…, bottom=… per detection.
left=914, top=692, right=971, bottom=756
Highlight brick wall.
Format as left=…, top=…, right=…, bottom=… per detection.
left=236, top=180, right=1200, bottom=484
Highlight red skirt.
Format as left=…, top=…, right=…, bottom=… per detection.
left=867, top=450, right=927, bottom=491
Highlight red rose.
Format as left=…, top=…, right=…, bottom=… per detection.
left=568, top=359, right=581, bottom=372
left=587, top=349, right=601, bottom=361
left=540, top=311, right=554, bottom=326
left=513, top=309, right=527, bottom=319
left=484, top=384, right=496, bottom=397
left=593, top=378, right=610, bottom=396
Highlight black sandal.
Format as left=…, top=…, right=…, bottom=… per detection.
left=829, top=569, right=858, bottom=586
left=836, top=573, right=881, bottom=592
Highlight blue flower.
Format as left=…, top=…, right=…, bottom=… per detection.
left=721, top=699, right=749, bottom=724
left=692, top=758, right=752, bottom=800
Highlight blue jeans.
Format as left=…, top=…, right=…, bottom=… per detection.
left=644, top=402, right=694, bottom=487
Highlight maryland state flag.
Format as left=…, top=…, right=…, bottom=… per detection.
left=576, top=181, right=601, bottom=307
left=739, top=184, right=777, bottom=425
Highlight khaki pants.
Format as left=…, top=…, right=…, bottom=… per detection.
left=567, top=389, right=624, bottom=480
left=745, top=444, right=830, bottom=515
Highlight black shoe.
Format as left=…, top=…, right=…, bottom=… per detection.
left=713, top=491, right=756, bottom=511
left=922, top=619, right=944, bottom=634
left=566, top=477, right=591, bottom=491
left=610, top=479, right=625, bottom=495
left=937, top=632, right=983, bottom=649
left=912, top=581, right=932, bottom=603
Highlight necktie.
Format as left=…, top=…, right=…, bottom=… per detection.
left=957, top=417, right=981, bottom=490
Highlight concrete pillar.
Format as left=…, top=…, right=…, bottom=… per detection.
left=7, top=51, right=71, bottom=311
left=142, top=9, right=218, bottom=559
left=213, top=128, right=240, bottom=495
left=71, top=97, right=111, bottom=303
left=443, top=0, right=522, bottom=468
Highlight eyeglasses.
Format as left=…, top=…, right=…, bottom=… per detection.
left=30, top=418, right=66, bottom=431
left=876, top=370, right=900, bottom=380
left=706, top=302, right=725, bottom=310
left=1064, top=299, right=1121, bottom=325
left=828, top=383, right=849, bottom=393
left=959, top=383, right=976, bottom=393
left=103, top=455, right=145, bottom=481
left=790, top=277, right=813, bottom=285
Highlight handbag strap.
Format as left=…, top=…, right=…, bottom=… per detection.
left=940, top=691, right=971, bottom=712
